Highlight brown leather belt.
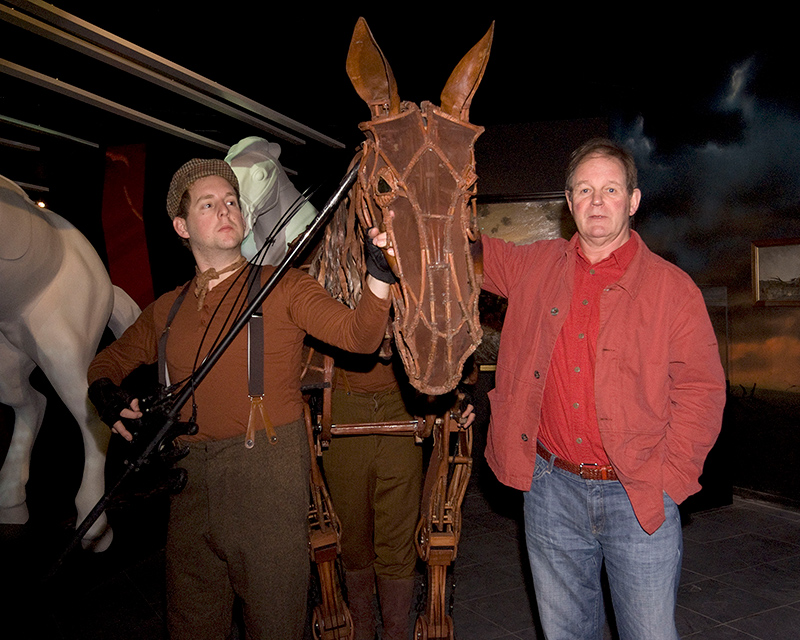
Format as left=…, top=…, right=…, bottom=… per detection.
left=536, top=442, right=618, bottom=481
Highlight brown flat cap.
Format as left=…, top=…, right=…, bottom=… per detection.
left=166, top=158, right=240, bottom=220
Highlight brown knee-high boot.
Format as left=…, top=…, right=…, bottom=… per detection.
left=346, top=567, right=377, bottom=640
left=376, top=576, right=414, bottom=640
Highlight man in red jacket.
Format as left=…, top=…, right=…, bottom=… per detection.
left=480, top=139, right=726, bottom=640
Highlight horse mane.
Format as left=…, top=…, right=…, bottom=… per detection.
left=309, top=170, right=367, bottom=310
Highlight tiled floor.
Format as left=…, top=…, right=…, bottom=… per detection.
left=453, top=472, right=800, bottom=639
left=3, top=468, right=800, bottom=639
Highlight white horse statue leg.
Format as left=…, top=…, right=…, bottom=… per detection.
left=0, top=176, right=140, bottom=552
left=0, top=334, right=46, bottom=523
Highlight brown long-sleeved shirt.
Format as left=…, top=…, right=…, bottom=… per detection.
left=333, top=357, right=398, bottom=393
left=89, top=265, right=391, bottom=441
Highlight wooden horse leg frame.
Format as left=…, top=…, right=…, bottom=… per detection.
left=305, top=401, right=354, bottom=640
left=304, top=353, right=472, bottom=640
left=414, top=414, right=472, bottom=640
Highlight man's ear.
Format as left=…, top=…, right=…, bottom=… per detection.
left=629, top=188, right=642, bottom=217
left=173, top=216, right=189, bottom=239
left=564, top=190, right=573, bottom=214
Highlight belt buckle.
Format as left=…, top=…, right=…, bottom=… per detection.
left=579, top=462, right=598, bottom=479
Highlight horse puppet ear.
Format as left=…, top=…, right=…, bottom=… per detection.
left=440, top=22, right=495, bottom=122
left=346, top=17, right=401, bottom=118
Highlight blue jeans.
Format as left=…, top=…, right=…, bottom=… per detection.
left=523, top=450, right=682, bottom=640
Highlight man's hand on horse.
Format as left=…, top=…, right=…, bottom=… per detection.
left=365, top=226, right=394, bottom=298
left=370, top=211, right=396, bottom=258
left=454, top=402, right=476, bottom=429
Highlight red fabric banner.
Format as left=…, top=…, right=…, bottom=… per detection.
left=101, top=144, right=154, bottom=309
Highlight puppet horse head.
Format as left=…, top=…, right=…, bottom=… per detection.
left=347, top=17, right=492, bottom=396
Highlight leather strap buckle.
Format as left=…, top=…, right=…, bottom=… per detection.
left=579, top=462, right=597, bottom=479
left=536, top=441, right=617, bottom=481
left=579, top=462, right=614, bottom=481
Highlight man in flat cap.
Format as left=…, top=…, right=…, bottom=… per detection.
left=88, top=158, right=393, bottom=639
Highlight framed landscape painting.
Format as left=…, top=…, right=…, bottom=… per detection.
left=752, top=238, right=800, bottom=306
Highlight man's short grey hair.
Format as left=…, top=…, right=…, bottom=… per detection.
left=565, top=138, right=638, bottom=195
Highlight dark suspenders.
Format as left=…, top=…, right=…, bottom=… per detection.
left=158, top=281, right=191, bottom=389
left=157, top=268, right=275, bottom=446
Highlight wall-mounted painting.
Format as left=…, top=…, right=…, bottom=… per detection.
left=752, top=238, right=800, bottom=306
left=477, top=196, right=573, bottom=246
left=474, top=195, right=572, bottom=365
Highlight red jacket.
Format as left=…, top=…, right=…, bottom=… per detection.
left=482, top=232, right=726, bottom=533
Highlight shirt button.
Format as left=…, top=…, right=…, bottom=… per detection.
left=534, top=370, right=540, bottom=379
left=578, top=333, right=585, bottom=339
left=589, top=269, right=596, bottom=275
left=573, top=402, right=580, bottom=409
left=582, top=299, right=589, bottom=305
left=576, top=437, right=583, bottom=444
left=574, top=366, right=581, bottom=372
left=521, top=434, right=528, bottom=442
left=551, top=307, right=559, bottom=316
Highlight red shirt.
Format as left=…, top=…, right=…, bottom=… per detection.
left=539, top=235, right=638, bottom=465
left=481, top=232, right=726, bottom=534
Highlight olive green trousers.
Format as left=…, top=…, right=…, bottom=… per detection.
left=323, top=389, right=422, bottom=579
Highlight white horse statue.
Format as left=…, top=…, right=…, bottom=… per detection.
left=225, top=136, right=317, bottom=266
left=0, top=175, right=140, bottom=551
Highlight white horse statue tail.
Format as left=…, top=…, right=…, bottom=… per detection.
left=0, top=175, right=141, bottom=552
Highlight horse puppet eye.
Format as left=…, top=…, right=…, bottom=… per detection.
left=373, top=168, right=399, bottom=208
left=376, top=176, right=392, bottom=194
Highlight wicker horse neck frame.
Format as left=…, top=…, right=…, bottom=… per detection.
left=342, top=18, right=492, bottom=395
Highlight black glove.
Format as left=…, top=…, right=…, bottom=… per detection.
left=365, top=236, right=397, bottom=284
left=88, top=377, right=135, bottom=429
